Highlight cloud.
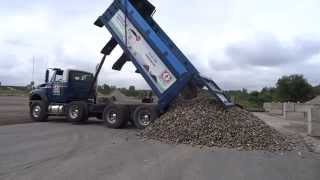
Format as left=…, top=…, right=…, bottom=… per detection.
left=1, top=0, right=320, bottom=91
left=203, top=34, right=320, bottom=90
left=0, top=54, right=19, bottom=70
left=4, top=39, right=32, bottom=47
left=225, top=34, right=320, bottom=67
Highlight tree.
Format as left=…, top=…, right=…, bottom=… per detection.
left=259, top=87, right=276, bottom=102
left=129, top=85, right=135, bottom=92
left=103, top=84, right=112, bottom=94
left=248, top=91, right=261, bottom=105
left=314, top=85, right=320, bottom=96
left=127, top=86, right=137, bottom=96
left=276, top=74, right=314, bottom=102
left=97, top=84, right=116, bottom=95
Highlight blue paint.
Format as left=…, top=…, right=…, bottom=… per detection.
left=96, top=0, right=234, bottom=111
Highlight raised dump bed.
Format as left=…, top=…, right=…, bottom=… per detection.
left=94, top=0, right=234, bottom=112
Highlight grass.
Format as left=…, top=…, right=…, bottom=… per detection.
left=0, top=87, right=29, bottom=96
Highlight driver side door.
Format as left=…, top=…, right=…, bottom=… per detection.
left=47, top=70, right=68, bottom=103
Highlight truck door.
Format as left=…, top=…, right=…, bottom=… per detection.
left=47, top=70, right=68, bottom=103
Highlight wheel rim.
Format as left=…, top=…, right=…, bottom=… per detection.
left=138, top=110, right=151, bottom=127
left=32, top=105, right=41, bottom=118
left=69, top=105, right=80, bottom=119
left=106, top=110, right=117, bottom=124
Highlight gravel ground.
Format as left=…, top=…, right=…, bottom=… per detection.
left=0, top=96, right=307, bottom=152
left=0, top=123, right=319, bottom=180
left=0, top=96, right=31, bottom=126
left=142, top=94, right=304, bottom=151
left=255, top=112, right=320, bottom=153
left=0, top=96, right=319, bottom=180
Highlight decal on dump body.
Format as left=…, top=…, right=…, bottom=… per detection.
left=108, top=10, right=176, bottom=93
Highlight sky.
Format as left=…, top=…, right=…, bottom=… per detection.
left=0, top=0, right=319, bottom=91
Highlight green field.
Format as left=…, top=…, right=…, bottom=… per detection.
left=0, top=86, right=29, bottom=96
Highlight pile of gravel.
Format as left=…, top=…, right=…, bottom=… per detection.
left=142, top=93, right=296, bottom=151
left=306, top=96, right=320, bottom=105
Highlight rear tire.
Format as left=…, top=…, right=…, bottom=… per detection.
left=103, top=104, right=128, bottom=129
left=133, top=105, right=158, bottom=129
left=67, top=101, right=88, bottom=123
left=30, top=101, right=48, bottom=122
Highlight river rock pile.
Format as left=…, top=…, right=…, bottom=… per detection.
left=142, top=93, right=296, bottom=151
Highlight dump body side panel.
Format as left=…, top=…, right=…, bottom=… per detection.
left=98, top=0, right=196, bottom=110
left=97, top=0, right=234, bottom=109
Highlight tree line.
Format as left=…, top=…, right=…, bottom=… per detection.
left=226, top=74, right=320, bottom=110
left=97, top=84, right=151, bottom=98
left=97, top=74, right=319, bottom=110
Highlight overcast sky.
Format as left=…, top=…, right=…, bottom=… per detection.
left=0, top=0, right=319, bottom=90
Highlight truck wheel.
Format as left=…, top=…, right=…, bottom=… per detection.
left=67, top=101, right=88, bottom=123
left=30, top=101, right=48, bottom=122
left=103, top=105, right=128, bottom=129
left=133, top=106, right=158, bottom=129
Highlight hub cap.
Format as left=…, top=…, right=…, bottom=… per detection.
left=69, top=105, right=80, bottom=119
left=32, top=105, right=41, bottom=118
left=138, top=111, right=151, bottom=126
left=107, top=110, right=117, bottom=124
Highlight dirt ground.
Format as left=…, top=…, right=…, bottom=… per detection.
left=254, top=112, right=320, bottom=153
left=1, top=122, right=320, bottom=180
left=0, top=97, right=319, bottom=180
left=0, top=96, right=31, bottom=126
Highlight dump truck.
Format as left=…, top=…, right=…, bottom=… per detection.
left=29, top=0, right=233, bottom=129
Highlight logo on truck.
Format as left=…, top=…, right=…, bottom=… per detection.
left=161, top=70, right=172, bottom=84
left=108, top=10, right=177, bottom=93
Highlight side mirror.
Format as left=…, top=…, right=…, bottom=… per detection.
left=45, top=70, right=49, bottom=83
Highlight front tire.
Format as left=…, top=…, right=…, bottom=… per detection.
left=67, top=101, right=88, bottom=123
left=30, top=101, right=48, bottom=122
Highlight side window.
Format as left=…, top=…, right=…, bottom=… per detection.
left=50, top=70, right=64, bottom=83
left=55, top=74, right=64, bottom=82
left=69, top=71, right=93, bottom=82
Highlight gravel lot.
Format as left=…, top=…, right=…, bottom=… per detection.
left=0, top=96, right=319, bottom=180
left=0, top=96, right=31, bottom=126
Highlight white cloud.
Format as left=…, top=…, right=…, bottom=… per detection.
left=0, top=0, right=319, bottom=90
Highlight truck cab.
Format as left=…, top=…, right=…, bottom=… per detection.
left=29, top=68, right=95, bottom=122
left=29, top=68, right=159, bottom=129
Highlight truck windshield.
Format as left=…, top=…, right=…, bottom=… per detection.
left=69, top=71, right=93, bottom=82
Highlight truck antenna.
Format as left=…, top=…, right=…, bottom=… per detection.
left=32, top=56, right=35, bottom=88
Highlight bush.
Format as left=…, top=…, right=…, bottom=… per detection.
left=276, top=75, right=314, bottom=102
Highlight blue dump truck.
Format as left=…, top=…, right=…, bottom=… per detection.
left=29, top=0, right=233, bottom=129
